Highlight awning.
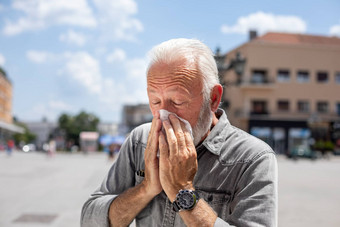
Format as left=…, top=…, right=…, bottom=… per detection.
left=0, top=121, right=25, bottom=134
left=99, top=135, right=126, bottom=146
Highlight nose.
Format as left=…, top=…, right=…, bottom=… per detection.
left=159, top=101, right=169, bottom=111
left=151, top=102, right=175, bottom=117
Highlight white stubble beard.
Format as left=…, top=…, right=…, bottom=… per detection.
left=192, top=99, right=213, bottom=146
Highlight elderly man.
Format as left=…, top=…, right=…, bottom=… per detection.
left=81, top=39, right=278, bottom=227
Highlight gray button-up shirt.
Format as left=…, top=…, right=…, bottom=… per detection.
left=81, top=109, right=278, bottom=227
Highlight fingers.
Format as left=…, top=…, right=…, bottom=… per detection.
left=168, top=115, right=187, bottom=152
left=159, top=131, right=169, bottom=160
left=162, top=119, right=177, bottom=157
left=162, top=114, right=191, bottom=159
left=184, top=130, right=196, bottom=158
left=146, top=115, right=162, bottom=159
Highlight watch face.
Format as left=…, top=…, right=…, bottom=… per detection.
left=176, top=190, right=196, bottom=210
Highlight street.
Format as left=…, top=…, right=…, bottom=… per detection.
left=0, top=151, right=339, bottom=227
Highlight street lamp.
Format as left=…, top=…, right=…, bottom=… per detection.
left=215, top=50, right=246, bottom=85
left=233, top=52, right=246, bottom=76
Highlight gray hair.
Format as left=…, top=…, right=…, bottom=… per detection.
left=147, top=38, right=220, bottom=103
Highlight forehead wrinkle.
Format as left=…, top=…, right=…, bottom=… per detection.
left=147, top=61, right=202, bottom=94
left=148, top=69, right=200, bottom=87
left=174, top=68, right=198, bottom=81
left=148, top=76, right=194, bottom=87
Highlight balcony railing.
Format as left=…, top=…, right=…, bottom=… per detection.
left=237, top=76, right=275, bottom=89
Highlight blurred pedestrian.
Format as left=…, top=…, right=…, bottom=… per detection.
left=6, top=139, right=14, bottom=156
left=48, top=139, right=56, bottom=157
left=108, top=143, right=114, bottom=161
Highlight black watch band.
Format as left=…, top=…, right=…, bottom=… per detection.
left=172, top=189, right=200, bottom=212
left=173, top=200, right=181, bottom=212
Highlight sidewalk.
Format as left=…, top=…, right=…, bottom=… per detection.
left=0, top=151, right=113, bottom=227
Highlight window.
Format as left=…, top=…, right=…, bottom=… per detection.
left=297, top=101, right=309, bottom=113
left=297, top=71, right=310, bottom=83
left=277, top=100, right=289, bottom=111
left=277, top=70, right=290, bottom=82
left=317, top=71, right=328, bottom=83
left=317, top=101, right=328, bottom=113
left=336, top=72, right=340, bottom=84
left=251, top=70, right=268, bottom=84
left=251, top=100, right=268, bottom=115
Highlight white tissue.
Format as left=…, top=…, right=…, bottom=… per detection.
left=157, top=109, right=193, bottom=157
left=159, top=109, right=193, bottom=140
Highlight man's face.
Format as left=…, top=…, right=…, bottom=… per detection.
left=147, top=59, right=206, bottom=135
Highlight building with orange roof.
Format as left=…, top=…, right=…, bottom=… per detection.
left=0, top=67, right=24, bottom=148
left=217, top=31, right=340, bottom=154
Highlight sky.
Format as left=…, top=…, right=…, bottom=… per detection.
left=0, top=0, right=339, bottom=124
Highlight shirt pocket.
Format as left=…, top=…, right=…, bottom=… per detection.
left=134, top=172, right=152, bottom=219
left=197, top=190, right=231, bottom=220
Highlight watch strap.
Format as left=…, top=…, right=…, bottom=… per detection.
left=173, top=200, right=181, bottom=212
left=172, top=189, right=200, bottom=212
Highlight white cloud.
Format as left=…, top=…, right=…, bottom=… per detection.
left=26, top=50, right=55, bottom=63
left=101, top=55, right=148, bottom=105
left=3, top=0, right=96, bottom=36
left=125, top=57, right=147, bottom=79
left=221, top=11, right=307, bottom=35
left=24, top=49, right=149, bottom=121
left=64, top=52, right=102, bottom=94
left=106, top=48, right=126, bottom=62
left=330, top=24, right=340, bottom=37
left=3, top=0, right=143, bottom=42
left=30, top=100, right=75, bottom=120
left=92, top=0, right=143, bottom=41
left=122, top=57, right=148, bottom=104
left=59, top=30, right=87, bottom=46
left=0, top=53, right=5, bottom=66
left=48, top=100, right=74, bottom=112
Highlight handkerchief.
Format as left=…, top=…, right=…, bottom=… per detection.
left=157, top=109, right=193, bottom=157
left=159, top=109, right=193, bottom=140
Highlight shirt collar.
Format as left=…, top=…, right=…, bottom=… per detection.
left=199, top=108, right=230, bottom=156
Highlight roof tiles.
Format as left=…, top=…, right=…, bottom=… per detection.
left=254, top=32, right=340, bottom=46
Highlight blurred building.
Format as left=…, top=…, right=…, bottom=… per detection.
left=97, top=122, right=119, bottom=136
left=122, top=104, right=153, bottom=133
left=24, top=120, right=62, bottom=150
left=217, top=31, right=340, bottom=154
left=0, top=67, right=24, bottom=148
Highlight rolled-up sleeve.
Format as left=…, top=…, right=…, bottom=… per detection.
left=214, top=151, right=278, bottom=227
left=81, top=134, right=137, bottom=227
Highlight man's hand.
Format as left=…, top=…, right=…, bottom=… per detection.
left=159, top=114, right=198, bottom=201
left=142, top=112, right=163, bottom=197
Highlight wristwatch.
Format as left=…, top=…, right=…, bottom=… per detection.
left=172, top=189, right=200, bottom=212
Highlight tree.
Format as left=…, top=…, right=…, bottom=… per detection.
left=58, top=111, right=100, bottom=147
left=13, top=122, right=36, bottom=145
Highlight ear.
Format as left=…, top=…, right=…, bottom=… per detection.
left=210, top=84, right=223, bottom=112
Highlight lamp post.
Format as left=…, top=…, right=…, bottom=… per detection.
left=215, top=50, right=246, bottom=86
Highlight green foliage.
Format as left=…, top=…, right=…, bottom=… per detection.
left=314, top=139, right=335, bottom=151
left=58, top=111, right=100, bottom=146
left=324, top=140, right=334, bottom=151
left=13, top=122, right=36, bottom=144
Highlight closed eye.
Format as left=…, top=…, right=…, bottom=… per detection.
left=172, top=101, right=184, bottom=106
